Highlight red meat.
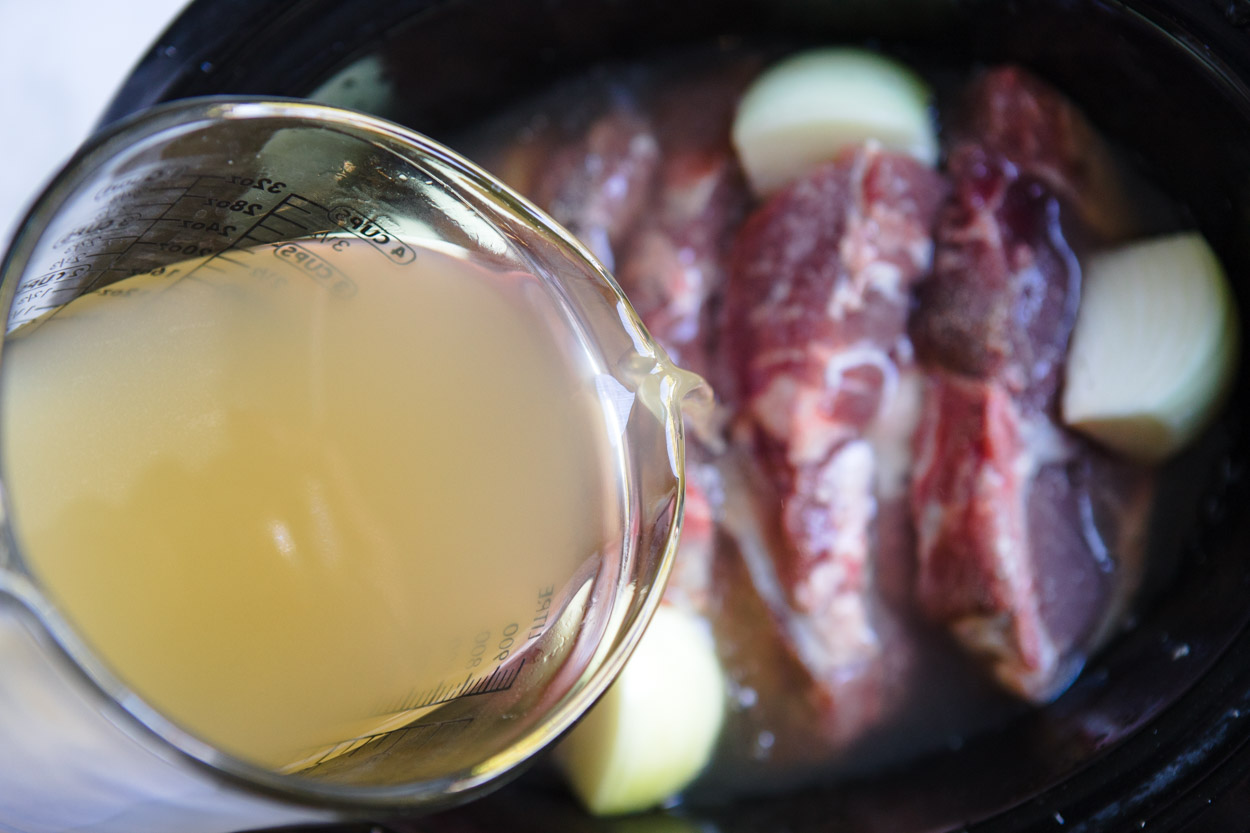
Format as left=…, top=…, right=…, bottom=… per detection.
left=614, top=61, right=757, bottom=381
left=722, top=145, right=945, bottom=728
left=908, top=67, right=1155, bottom=702
left=529, top=99, right=661, bottom=272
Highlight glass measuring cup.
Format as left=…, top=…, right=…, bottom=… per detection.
left=0, top=98, right=692, bottom=833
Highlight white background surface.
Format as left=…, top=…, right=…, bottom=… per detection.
left=0, top=0, right=190, bottom=247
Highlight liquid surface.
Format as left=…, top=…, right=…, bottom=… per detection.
left=2, top=238, right=616, bottom=769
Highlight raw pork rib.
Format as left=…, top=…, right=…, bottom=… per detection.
left=909, top=67, right=1155, bottom=702
left=471, top=58, right=1164, bottom=788
left=614, top=60, right=757, bottom=381
left=723, top=144, right=945, bottom=740
left=530, top=99, right=660, bottom=273
left=515, top=64, right=757, bottom=610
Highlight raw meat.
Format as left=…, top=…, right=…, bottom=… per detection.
left=722, top=144, right=945, bottom=733
left=614, top=59, right=758, bottom=382
left=465, top=55, right=1163, bottom=794
left=908, top=67, right=1155, bottom=702
left=481, top=84, right=661, bottom=273
left=531, top=100, right=660, bottom=273
left=510, top=64, right=757, bottom=614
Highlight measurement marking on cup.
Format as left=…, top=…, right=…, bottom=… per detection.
left=297, top=717, right=475, bottom=774
left=378, top=658, right=528, bottom=717
left=327, top=203, right=415, bottom=264
left=75, top=175, right=219, bottom=294
left=212, top=253, right=252, bottom=268
left=238, top=194, right=321, bottom=243
left=281, top=196, right=317, bottom=213
left=267, top=215, right=310, bottom=229
left=12, top=188, right=337, bottom=330
left=272, top=241, right=356, bottom=297
left=162, top=192, right=327, bottom=289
